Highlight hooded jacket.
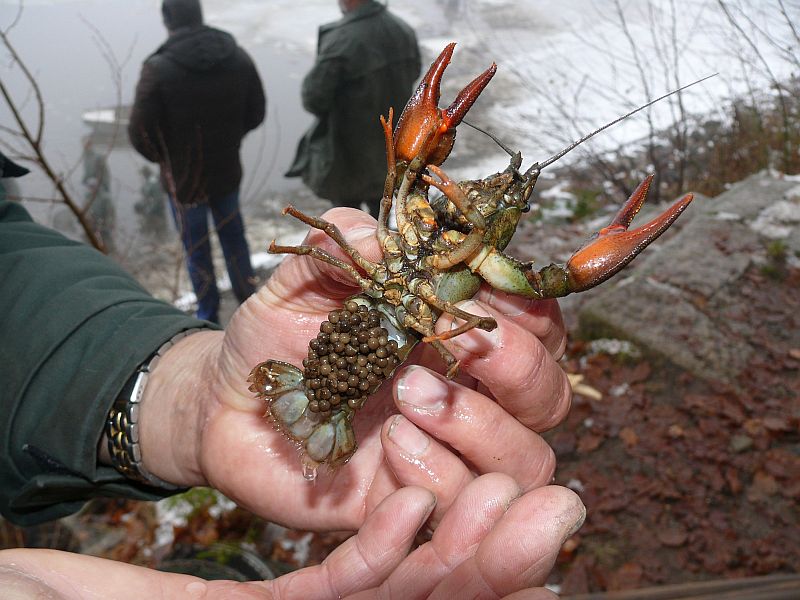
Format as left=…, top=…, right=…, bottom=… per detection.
left=286, top=1, right=420, bottom=203
left=128, top=24, right=266, bottom=205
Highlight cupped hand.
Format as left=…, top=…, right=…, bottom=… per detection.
left=142, top=208, right=572, bottom=531
left=0, top=478, right=584, bottom=599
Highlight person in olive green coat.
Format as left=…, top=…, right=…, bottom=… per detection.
left=286, top=0, right=421, bottom=218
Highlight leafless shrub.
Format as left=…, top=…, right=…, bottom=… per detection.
left=463, top=0, right=798, bottom=204
left=0, top=2, right=107, bottom=251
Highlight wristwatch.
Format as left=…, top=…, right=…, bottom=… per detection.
left=104, top=328, right=204, bottom=489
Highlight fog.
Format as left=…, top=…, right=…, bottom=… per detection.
left=0, top=0, right=327, bottom=241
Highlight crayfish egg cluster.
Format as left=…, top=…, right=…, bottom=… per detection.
left=302, top=300, right=400, bottom=414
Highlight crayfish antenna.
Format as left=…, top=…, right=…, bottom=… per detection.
left=537, top=73, right=717, bottom=171
left=461, top=119, right=516, bottom=158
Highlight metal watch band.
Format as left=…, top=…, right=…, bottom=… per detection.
left=105, top=328, right=205, bottom=490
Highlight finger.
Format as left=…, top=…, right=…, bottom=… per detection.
left=0, top=548, right=261, bottom=599
left=380, top=414, right=474, bottom=524
left=366, top=473, right=522, bottom=599
left=435, top=299, right=572, bottom=432
left=393, top=365, right=556, bottom=490
left=479, top=288, right=567, bottom=359
left=428, top=485, right=585, bottom=599
left=270, top=486, right=435, bottom=599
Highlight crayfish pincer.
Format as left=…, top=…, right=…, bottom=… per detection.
left=249, top=42, right=694, bottom=473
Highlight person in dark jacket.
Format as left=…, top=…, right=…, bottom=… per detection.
left=128, top=0, right=266, bottom=324
left=0, top=195, right=581, bottom=597
left=286, top=0, right=421, bottom=218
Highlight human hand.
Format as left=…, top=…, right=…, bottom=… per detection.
left=0, top=477, right=584, bottom=599
left=137, top=208, right=572, bottom=531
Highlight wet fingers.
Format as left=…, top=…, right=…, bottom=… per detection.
left=479, top=288, right=567, bottom=359
left=428, top=485, right=585, bottom=599
left=435, top=299, right=573, bottom=432
left=369, top=473, right=522, bottom=599
left=380, top=414, right=474, bottom=526
left=392, top=365, right=556, bottom=490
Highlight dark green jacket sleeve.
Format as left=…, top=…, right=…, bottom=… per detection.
left=0, top=200, right=219, bottom=525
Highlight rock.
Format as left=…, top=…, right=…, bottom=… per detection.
left=730, top=434, right=753, bottom=453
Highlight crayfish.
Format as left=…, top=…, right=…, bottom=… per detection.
left=249, top=43, right=694, bottom=473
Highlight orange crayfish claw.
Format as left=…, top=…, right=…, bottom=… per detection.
left=394, top=42, right=497, bottom=166
left=565, top=175, right=694, bottom=292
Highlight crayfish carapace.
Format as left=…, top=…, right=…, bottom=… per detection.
left=249, top=43, right=694, bottom=473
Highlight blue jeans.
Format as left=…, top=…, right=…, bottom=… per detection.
left=171, top=190, right=255, bottom=323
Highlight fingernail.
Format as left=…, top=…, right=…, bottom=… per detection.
left=450, top=300, right=499, bottom=354
left=388, top=415, right=430, bottom=456
left=345, top=226, right=376, bottom=242
left=396, top=366, right=448, bottom=414
left=487, top=289, right=534, bottom=316
left=565, top=503, right=587, bottom=540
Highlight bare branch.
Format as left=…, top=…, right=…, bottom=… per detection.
left=716, top=0, right=794, bottom=171
left=1, top=1, right=24, bottom=36
left=0, top=31, right=45, bottom=145
left=0, top=23, right=106, bottom=251
left=777, top=0, right=800, bottom=53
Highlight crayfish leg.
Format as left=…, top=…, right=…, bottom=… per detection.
left=379, top=109, right=397, bottom=222
left=428, top=339, right=461, bottom=379
left=422, top=164, right=486, bottom=270
left=279, top=205, right=385, bottom=281
left=269, top=240, right=377, bottom=292
left=393, top=152, right=429, bottom=251
left=412, top=280, right=496, bottom=335
left=422, top=316, right=493, bottom=343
